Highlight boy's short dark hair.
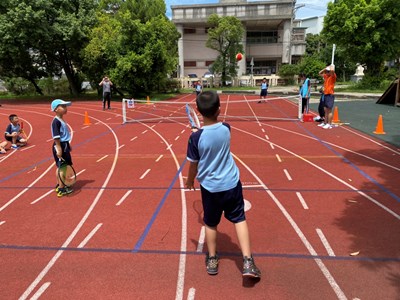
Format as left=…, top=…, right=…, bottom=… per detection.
left=9, top=114, right=17, bottom=122
left=196, top=91, right=220, bottom=118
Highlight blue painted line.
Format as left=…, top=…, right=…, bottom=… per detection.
left=1, top=243, right=399, bottom=263
left=132, top=159, right=187, bottom=252
left=270, top=100, right=400, bottom=203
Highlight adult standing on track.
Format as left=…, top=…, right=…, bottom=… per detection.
left=318, top=65, right=336, bottom=129
left=99, top=76, right=113, bottom=110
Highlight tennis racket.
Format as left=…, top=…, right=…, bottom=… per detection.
left=185, top=103, right=201, bottom=131
left=20, top=121, right=28, bottom=141
left=58, top=158, right=77, bottom=187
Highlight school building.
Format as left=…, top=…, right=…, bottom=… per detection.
left=171, top=0, right=307, bottom=87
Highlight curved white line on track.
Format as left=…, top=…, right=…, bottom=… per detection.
left=232, top=153, right=347, bottom=300
left=233, top=126, right=400, bottom=220
left=19, top=114, right=120, bottom=300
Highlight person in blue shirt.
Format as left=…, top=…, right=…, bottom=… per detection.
left=258, top=77, right=269, bottom=103
left=51, top=99, right=73, bottom=197
left=4, top=114, right=27, bottom=149
left=185, top=91, right=261, bottom=279
left=195, top=80, right=202, bottom=97
left=299, top=73, right=311, bottom=120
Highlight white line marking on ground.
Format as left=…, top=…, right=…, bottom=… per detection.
left=187, top=288, right=196, bottom=300
left=96, top=155, right=108, bottom=162
left=81, top=126, right=90, bottom=130
left=276, top=154, right=282, bottom=162
left=150, top=125, right=155, bottom=128
left=295, top=192, right=309, bottom=210
left=0, top=221, right=5, bottom=226
left=77, top=223, right=103, bottom=248
left=156, top=155, right=163, bottom=162
left=232, top=153, right=347, bottom=300
left=46, top=138, right=53, bottom=142
left=196, top=226, right=205, bottom=253
left=142, top=130, right=148, bottom=134
left=106, top=117, right=112, bottom=120
left=116, top=190, right=132, bottom=206
left=175, top=136, right=180, bottom=141
left=20, top=145, right=36, bottom=152
left=181, top=130, right=185, bottom=134
left=118, top=144, right=125, bottom=149
left=283, top=169, right=292, bottom=181
left=265, top=134, right=269, bottom=140
left=242, top=184, right=264, bottom=188
left=270, top=143, right=275, bottom=149
left=140, top=169, right=151, bottom=179
left=166, top=144, right=172, bottom=150
left=261, top=128, right=265, bottom=133
left=29, top=282, right=51, bottom=300
left=76, top=169, right=86, bottom=177
left=31, top=190, right=53, bottom=205
left=95, top=121, right=100, bottom=125
left=316, top=228, right=336, bottom=257
left=130, top=136, right=138, bottom=141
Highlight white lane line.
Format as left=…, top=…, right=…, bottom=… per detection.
left=130, top=136, right=138, bottom=141
left=95, top=121, right=100, bottom=125
left=150, top=125, right=155, bottom=128
left=196, top=226, right=205, bottom=252
left=31, top=190, right=53, bottom=205
left=140, top=169, right=151, bottom=179
left=283, top=169, right=292, bottom=181
left=106, top=117, right=112, bottom=120
left=118, top=144, right=125, bottom=149
left=20, top=145, right=36, bottom=152
left=242, top=184, right=264, bottom=188
left=46, top=138, right=53, bottom=142
left=142, top=130, right=148, bottom=134
left=261, top=128, right=265, bottom=133
left=81, top=126, right=90, bottom=130
left=276, top=154, right=282, bottom=162
left=187, top=288, right=196, bottom=300
left=175, top=136, right=180, bottom=141
left=76, top=169, right=86, bottom=177
left=265, top=134, right=269, bottom=140
left=295, top=192, right=309, bottom=210
left=156, top=154, right=163, bottom=162
left=116, top=190, right=132, bottom=206
left=181, top=130, right=185, bottom=134
left=77, top=223, right=103, bottom=248
left=316, top=228, right=336, bottom=257
left=29, top=282, right=51, bottom=300
left=0, top=221, right=5, bottom=226
left=166, top=144, right=172, bottom=150
left=96, top=155, right=108, bottom=162
left=270, top=143, right=275, bottom=150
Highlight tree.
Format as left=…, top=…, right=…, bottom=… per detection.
left=323, top=0, right=400, bottom=79
left=0, top=0, right=98, bottom=96
left=206, top=14, right=244, bottom=86
left=83, top=0, right=180, bottom=95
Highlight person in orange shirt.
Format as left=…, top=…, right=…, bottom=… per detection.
left=318, top=64, right=337, bottom=129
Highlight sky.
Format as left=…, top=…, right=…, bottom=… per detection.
left=166, top=0, right=332, bottom=19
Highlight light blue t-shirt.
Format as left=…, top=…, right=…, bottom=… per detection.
left=300, top=78, right=311, bottom=98
left=186, top=122, right=239, bottom=192
left=261, top=82, right=268, bottom=90
left=51, top=116, right=71, bottom=142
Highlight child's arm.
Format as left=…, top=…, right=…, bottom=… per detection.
left=54, top=138, right=62, bottom=159
left=185, top=161, right=198, bottom=190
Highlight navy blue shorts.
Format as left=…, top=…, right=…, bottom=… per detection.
left=260, top=89, right=267, bottom=97
left=52, top=141, right=72, bottom=167
left=324, top=94, right=335, bottom=109
left=200, top=180, right=246, bottom=227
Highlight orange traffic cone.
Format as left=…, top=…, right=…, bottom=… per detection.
left=373, top=115, right=386, bottom=134
left=332, top=106, right=340, bottom=123
left=146, top=95, right=151, bottom=105
left=83, top=111, right=91, bottom=125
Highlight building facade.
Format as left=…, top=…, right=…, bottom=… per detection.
left=171, top=0, right=306, bottom=86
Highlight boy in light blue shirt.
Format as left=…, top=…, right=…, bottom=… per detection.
left=186, top=91, right=261, bottom=278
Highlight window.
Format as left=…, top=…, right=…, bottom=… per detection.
left=184, top=28, right=196, bottom=34
left=205, top=61, right=214, bottom=66
left=184, top=61, right=196, bottom=67
left=247, top=31, right=278, bottom=44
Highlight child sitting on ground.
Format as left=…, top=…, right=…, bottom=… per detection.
left=4, top=114, right=27, bottom=149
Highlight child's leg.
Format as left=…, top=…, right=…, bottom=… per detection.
left=205, top=225, right=218, bottom=256
left=234, top=220, right=251, bottom=257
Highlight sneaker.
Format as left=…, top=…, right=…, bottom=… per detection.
left=243, top=256, right=261, bottom=278
left=205, top=253, right=219, bottom=275
left=323, top=123, right=332, bottom=129
left=55, top=184, right=59, bottom=192
left=57, top=186, right=73, bottom=197
left=317, top=122, right=326, bottom=127
left=64, top=186, right=74, bottom=194
left=313, top=116, right=321, bottom=121
left=11, top=144, right=19, bottom=149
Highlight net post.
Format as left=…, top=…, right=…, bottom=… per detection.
left=298, top=95, right=302, bottom=119
left=122, top=98, right=127, bottom=124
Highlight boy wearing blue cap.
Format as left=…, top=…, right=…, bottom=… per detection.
left=51, top=99, right=73, bottom=197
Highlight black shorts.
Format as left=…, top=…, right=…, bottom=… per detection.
left=5, top=135, right=23, bottom=142
left=200, top=180, right=246, bottom=227
left=324, top=94, right=335, bottom=109
left=52, top=141, right=72, bottom=167
left=260, top=89, right=267, bottom=97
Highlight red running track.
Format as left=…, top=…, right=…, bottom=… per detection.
left=0, top=94, right=399, bottom=300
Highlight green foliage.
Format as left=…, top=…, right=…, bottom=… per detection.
left=38, top=77, right=71, bottom=95
left=4, top=77, right=35, bottom=95
left=83, top=0, right=179, bottom=95
left=297, top=56, right=326, bottom=80
left=206, top=14, right=244, bottom=86
left=323, top=0, right=400, bottom=76
left=278, top=64, right=300, bottom=78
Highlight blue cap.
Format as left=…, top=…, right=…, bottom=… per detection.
left=51, top=99, right=71, bottom=111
